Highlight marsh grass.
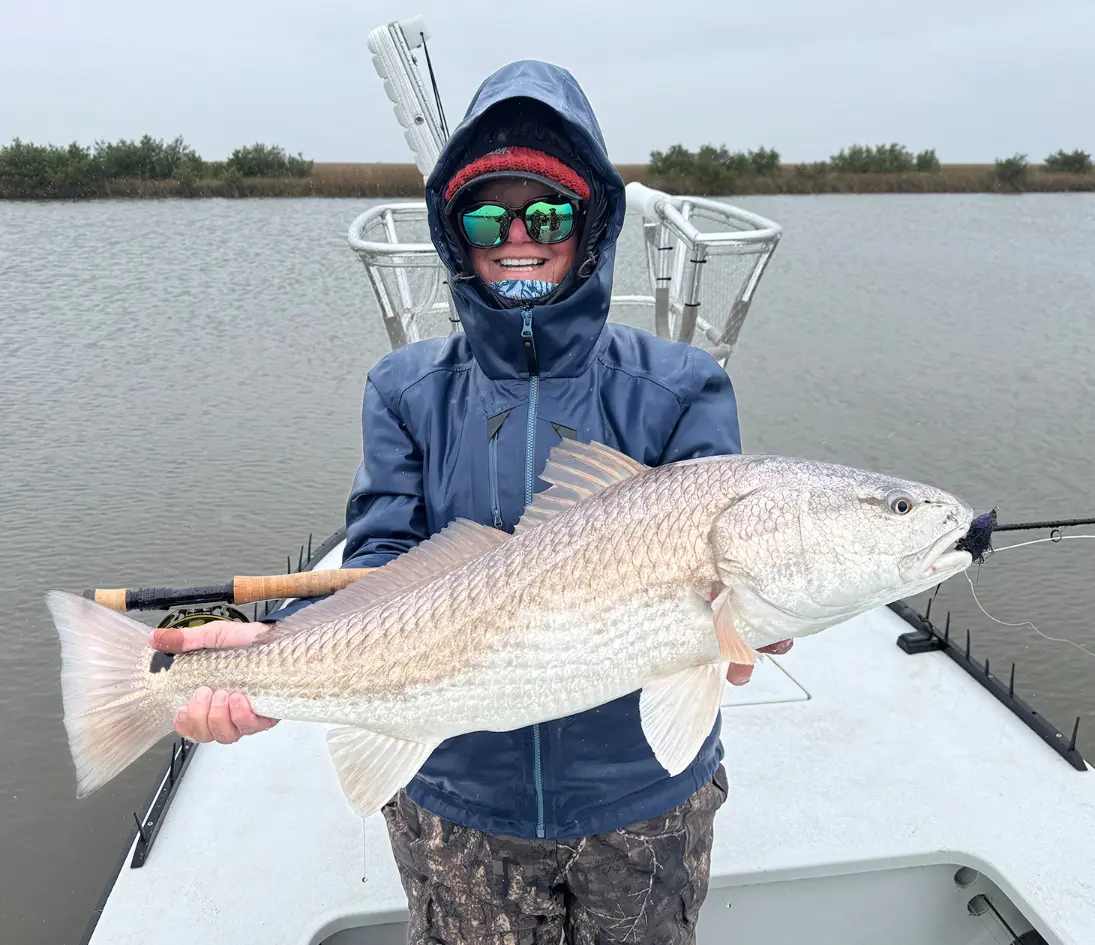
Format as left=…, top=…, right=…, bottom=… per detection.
left=243, top=163, right=1095, bottom=196
left=3, top=148, right=1093, bottom=200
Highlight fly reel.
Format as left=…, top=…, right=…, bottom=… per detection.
left=156, top=602, right=252, bottom=630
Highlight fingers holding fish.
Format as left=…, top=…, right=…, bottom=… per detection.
left=148, top=621, right=279, bottom=743
left=172, top=688, right=278, bottom=744
left=148, top=621, right=264, bottom=654
left=229, top=693, right=279, bottom=736
left=178, top=687, right=216, bottom=742
left=172, top=706, right=193, bottom=740
left=207, top=690, right=242, bottom=744
left=726, top=640, right=792, bottom=685
left=726, top=663, right=754, bottom=686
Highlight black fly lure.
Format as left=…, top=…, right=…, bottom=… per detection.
left=955, top=505, right=998, bottom=564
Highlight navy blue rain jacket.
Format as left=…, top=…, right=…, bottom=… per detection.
left=273, top=60, right=742, bottom=840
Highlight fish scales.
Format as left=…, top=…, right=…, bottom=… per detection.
left=154, top=458, right=735, bottom=738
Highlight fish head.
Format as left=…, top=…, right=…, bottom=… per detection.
left=709, top=459, right=975, bottom=635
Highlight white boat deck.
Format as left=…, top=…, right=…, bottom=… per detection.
left=83, top=545, right=1095, bottom=945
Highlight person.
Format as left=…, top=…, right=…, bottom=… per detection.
left=152, top=59, right=792, bottom=944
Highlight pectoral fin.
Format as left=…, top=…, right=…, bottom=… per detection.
left=639, top=661, right=730, bottom=777
left=712, top=587, right=758, bottom=666
left=326, top=726, right=438, bottom=818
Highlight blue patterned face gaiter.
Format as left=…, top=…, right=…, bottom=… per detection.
left=488, top=279, right=558, bottom=301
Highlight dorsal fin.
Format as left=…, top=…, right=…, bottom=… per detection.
left=543, top=440, right=650, bottom=492
left=514, top=440, right=650, bottom=535
left=257, top=519, right=509, bottom=640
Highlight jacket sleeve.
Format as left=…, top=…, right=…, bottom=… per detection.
left=657, top=349, right=742, bottom=463
left=340, top=377, right=430, bottom=568
left=261, top=376, right=429, bottom=622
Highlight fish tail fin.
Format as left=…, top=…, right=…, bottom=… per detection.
left=45, top=590, right=175, bottom=797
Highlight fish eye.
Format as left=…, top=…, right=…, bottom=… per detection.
left=888, top=493, right=916, bottom=515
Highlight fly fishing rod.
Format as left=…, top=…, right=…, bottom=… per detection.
left=85, top=513, right=1095, bottom=614
left=994, top=516, right=1095, bottom=532
left=956, top=508, right=1095, bottom=563
left=85, top=568, right=374, bottom=613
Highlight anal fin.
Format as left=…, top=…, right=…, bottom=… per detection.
left=639, top=661, right=730, bottom=777
left=326, top=727, right=438, bottom=818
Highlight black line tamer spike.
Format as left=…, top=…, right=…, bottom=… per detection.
left=890, top=600, right=1087, bottom=772
left=130, top=737, right=197, bottom=868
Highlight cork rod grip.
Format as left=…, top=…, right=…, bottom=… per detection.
left=232, top=568, right=373, bottom=605
left=93, top=589, right=130, bottom=612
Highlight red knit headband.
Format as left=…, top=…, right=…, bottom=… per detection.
left=444, top=146, right=590, bottom=204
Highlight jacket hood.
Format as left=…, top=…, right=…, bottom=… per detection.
left=425, top=60, right=626, bottom=380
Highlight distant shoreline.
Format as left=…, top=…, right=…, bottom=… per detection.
left=3, top=162, right=1095, bottom=199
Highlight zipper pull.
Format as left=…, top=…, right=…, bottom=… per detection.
left=520, top=306, right=539, bottom=376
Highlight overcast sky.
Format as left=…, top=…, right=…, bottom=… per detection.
left=2, top=0, right=1092, bottom=165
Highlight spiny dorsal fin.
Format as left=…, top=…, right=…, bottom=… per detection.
left=258, top=519, right=509, bottom=640
left=514, top=440, right=650, bottom=535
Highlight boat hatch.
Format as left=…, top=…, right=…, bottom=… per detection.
left=313, top=861, right=1046, bottom=945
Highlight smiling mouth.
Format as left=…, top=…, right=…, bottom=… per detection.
left=493, top=257, right=548, bottom=273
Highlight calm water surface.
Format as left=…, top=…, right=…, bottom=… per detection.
left=1, top=194, right=1093, bottom=943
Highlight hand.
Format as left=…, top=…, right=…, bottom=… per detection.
left=149, top=621, right=280, bottom=744
left=725, top=639, right=794, bottom=686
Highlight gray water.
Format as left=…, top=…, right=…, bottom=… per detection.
left=1, top=194, right=1094, bottom=944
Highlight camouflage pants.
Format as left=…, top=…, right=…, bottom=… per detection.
left=381, top=765, right=728, bottom=945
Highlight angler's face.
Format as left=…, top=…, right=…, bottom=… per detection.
left=460, top=178, right=578, bottom=286
left=709, top=462, right=975, bottom=622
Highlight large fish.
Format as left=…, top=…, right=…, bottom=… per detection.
left=45, top=440, right=975, bottom=818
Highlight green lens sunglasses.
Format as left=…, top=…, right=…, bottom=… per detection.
left=458, top=196, right=580, bottom=248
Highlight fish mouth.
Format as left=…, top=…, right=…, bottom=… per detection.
left=904, top=523, right=974, bottom=580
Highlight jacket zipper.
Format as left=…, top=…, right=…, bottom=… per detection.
left=521, top=306, right=546, bottom=838
left=522, top=308, right=540, bottom=503
left=487, top=434, right=503, bottom=529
